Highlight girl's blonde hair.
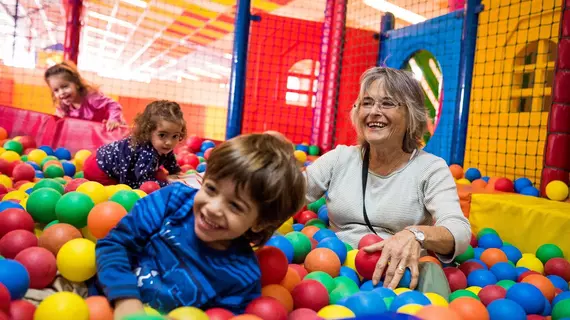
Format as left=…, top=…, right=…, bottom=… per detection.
left=44, top=61, right=97, bottom=106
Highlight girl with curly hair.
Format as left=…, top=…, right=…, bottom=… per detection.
left=83, top=100, right=187, bottom=188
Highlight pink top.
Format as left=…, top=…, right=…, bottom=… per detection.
left=57, top=91, right=125, bottom=123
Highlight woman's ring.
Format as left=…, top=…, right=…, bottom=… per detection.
left=397, top=265, right=406, bottom=272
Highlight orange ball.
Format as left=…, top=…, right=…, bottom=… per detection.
left=85, top=296, right=114, bottom=320
left=38, top=223, right=83, bottom=256
left=0, top=127, right=7, bottom=140
left=43, top=160, right=63, bottom=169
left=449, top=164, right=464, bottom=180
left=301, top=226, right=320, bottom=239
left=279, top=266, right=302, bottom=292
left=471, top=179, right=488, bottom=192
left=261, top=284, right=294, bottom=312
left=449, top=297, right=489, bottom=320
left=416, top=305, right=462, bottom=320
left=522, top=274, right=556, bottom=301
left=303, top=248, right=341, bottom=277
left=486, top=177, right=499, bottom=191
left=419, top=256, right=442, bottom=268
left=87, top=201, right=128, bottom=239
left=480, top=248, right=509, bottom=268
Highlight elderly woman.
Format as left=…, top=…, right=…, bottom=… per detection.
left=305, top=67, right=471, bottom=297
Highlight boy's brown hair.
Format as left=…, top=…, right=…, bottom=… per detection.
left=205, top=133, right=306, bottom=247
left=131, top=100, right=187, bottom=146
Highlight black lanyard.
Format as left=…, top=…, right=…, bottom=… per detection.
left=361, top=147, right=377, bottom=235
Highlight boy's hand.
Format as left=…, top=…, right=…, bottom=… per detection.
left=113, top=298, right=145, bottom=320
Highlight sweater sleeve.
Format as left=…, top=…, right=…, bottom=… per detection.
left=95, top=184, right=177, bottom=301
left=422, top=159, right=472, bottom=263
left=90, top=93, right=125, bottom=123
left=304, top=145, right=343, bottom=203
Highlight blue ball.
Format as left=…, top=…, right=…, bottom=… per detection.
left=467, top=269, right=497, bottom=287
left=464, top=168, right=482, bottom=181
left=26, top=161, right=40, bottom=170
left=61, top=161, right=76, bottom=177
left=360, top=279, right=383, bottom=291
left=481, top=176, right=490, bottom=182
left=389, top=290, right=430, bottom=312
left=313, top=228, right=336, bottom=242
left=553, top=291, right=570, bottom=307
left=26, top=188, right=33, bottom=195
left=506, top=283, right=546, bottom=315
left=514, top=177, right=533, bottom=193
left=195, top=152, right=204, bottom=157
left=478, top=234, right=503, bottom=249
left=542, top=296, right=552, bottom=316
left=501, top=245, right=523, bottom=264
left=0, top=201, right=24, bottom=213
left=38, top=145, right=54, bottom=156
left=397, top=268, right=412, bottom=288
left=487, top=299, right=527, bottom=320
left=292, top=223, right=304, bottom=232
left=317, top=206, right=329, bottom=225
left=371, top=287, right=397, bottom=299
left=490, top=262, right=518, bottom=281
left=339, top=266, right=361, bottom=286
left=0, top=259, right=30, bottom=300
left=266, top=235, right=295, bottom=263
left=520, top=186, right=540, bottom=197
left=295, top=144, right=309, bottom=153
left=54, top=147, right=72, bottom=160
left=200, top=140, right=215, bottom=152
left=344, top=291, right=387, bottom=316
left=35, top=170, right=44, bottom=178
left=515, top=267, right=530, bottom=278
left=547, top=275, right=569, bottom=291
left=303, top=161, right=312, bottom=167
left=317, top=237, right=347, bottom=264
left=196, top=162, right=207, bottom=173
left=473, top=247, right=485, bottom=259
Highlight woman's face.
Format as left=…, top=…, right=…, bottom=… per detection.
left=357, top=80, right=408, bottom=148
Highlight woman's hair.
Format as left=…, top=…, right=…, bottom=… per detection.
left=44, top=61, right=96, bottom=105
left=204, top=133, right=306, bottom=247
left=350, top=67, right=428, bottom=153
left=131, top=100, right=187, bottom=145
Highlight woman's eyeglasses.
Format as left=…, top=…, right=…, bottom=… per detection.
left=356, top=98, right=401, bottom=110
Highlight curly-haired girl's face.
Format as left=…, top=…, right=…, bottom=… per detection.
left=151, top=120, right=183, bottom=155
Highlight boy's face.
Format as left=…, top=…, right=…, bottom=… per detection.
left=193, top=177, right=260, bottom=250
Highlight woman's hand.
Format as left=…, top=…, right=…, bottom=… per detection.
left=363, top=230, right=422, bottom=290
left=105, top=120, right=121, bottom=131
left=113, top=298, right=145, bottom=320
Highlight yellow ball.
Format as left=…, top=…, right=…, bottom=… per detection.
left=456, top=178, right=471, bottom=185
left=104, top=185, right=118, bottom=198
left=424, top=292, right=449, bottom=307
left=27, top=149, right=48, bottom=165
left=115, top=184, right=132, bottom=191
left=317, top=305, right=356, bottom=319
left=74, top=149, right=92, bottom=166
left=293, top=150, right=308, bottom=163
left=0, top=174, right=13, bottom=188
left=34, top=292, right=89, bottom=320
left=76, top=181, right=107, bottom=204
left=545, top=180, right=569, bottom=201
left=56, top=238, right=96, bottom=282
left=133, top=189, right=148, bottom=198
left=277, top=221, right=293, bottom=235
left=81, top=226, right=98, bottom=243
left=466, top=286, right=482, bottom=295
left=397, top=303, right=424, bottom=315
left=19, top=197, right=28, bottom=210
left=168, top=306, right=209, bottom=320
left=343, top=249, right=359, bottom=271
left=394, top=288, right=412, bottom=295
left=2, top=190, right=27, bottom=201
left=18, top=182, right=35, bottom=192
left=0, top=150, right=20, bottom=162
left=0, top=147, right=4, bottom=154
left=516, top=255, right=544, bottom=274
left=34, top=227, right=43, bottom=237
left=144, top=305, right=161, bottom=315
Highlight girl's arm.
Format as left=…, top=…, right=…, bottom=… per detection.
left=89, top=92, right=125, bottom=124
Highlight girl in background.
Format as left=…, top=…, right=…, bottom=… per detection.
left=44, top=61, right=125, bottom=131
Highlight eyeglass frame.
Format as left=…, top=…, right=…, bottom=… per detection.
left=353, top=97, right=402, bottom=110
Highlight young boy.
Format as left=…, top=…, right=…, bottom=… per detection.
left=94, top=133, right=306, bottom=318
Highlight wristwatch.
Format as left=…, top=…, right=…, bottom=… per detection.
left=405, top=227, right=425, bottom=248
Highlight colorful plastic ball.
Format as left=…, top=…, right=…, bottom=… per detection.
left=312, top=228, right=336, bottom=242
left=245, top=296, right=288, bottom=320
left=44, top=165, right=65, bottom=178
left=294, top=150, right=308, bottom=163
left=54, top=147, right=72, bottom=160
left=545, top=258, right=570, bottom=282
left=85, top=296, right=114, bottom=320
left=536, top=244, right=564, bottom=264
left=12, top=163, right=35, bottom=182
left=167, top=306, right=209, bottom=320
left=0, top=259, right=29, bottom=300
left=76, top=181, right=107, bottom=204
left=494, top=178, right=514, bottom=192
left=33, top=178, right=65, bottom=194
left=501, top=245, right=522, bottom=264
left=455, top=245, right=475, bottom=264
left=38, top=223, right=82, bottom=256
left=265, top=235, right=294, bottom=263
left=0, top=150, right=20, bottom=162
left=256, top=246, right=288, bottom=286
left=317, top=304, right=355, bottom=319
left=339, top=266, right=361, bottom=286
left=416, top=305, right=462, bottom=320
left=0, top=283, right=9, bottom=313
left=308, top=145, right=320, bottom=156
left=516, top=255, right=544, bottom=274
left=34, top=292, right=89, bottom=320
left=0, top=208, right=34, bottom=238
left=316, top=237, right=347, bottom=265
left=345, top=290, right=388, bottom=316
left=520, top=186, right=540, bottom=197
left=449, top=297, right=489, bottom=320
left=109, top=190, right=140, bottom=212
left=545, top=180, right=569, bottom=201
left=291, top=280, right=329, bottom=311
left=205, top=308, right=234, bottom=320
left=287, top=308, right=318, bottom=320
left=9, top=299, right=36, bottom=319
left=196, top=162, right=207, bottom=173
left=27, top=149, right=48, bottom=166
left=390, top=290, right=431, bottom=312
left=477, top=234, right=503, bottom=249
left=449, top=289, right=480, bottom=302
left=3, top=140, right=23, bottom=155
left=464, top=168, right=481, bottom=182
left=506, top=282, right=546, bottom=314
left=477, top=228, right=498, bottom=239
left=61, top=161, right=76, bottom=177
left=87, top=201, right=128, bottom=239
left=552, top=299, right=570, bottom=319
left=55, top=191, right=95, bottom=228
left=489, top=262, right=517, bottom=281
left=200, top=140, right=216, bottom=152
left=0, top=229, right=38, bottom=259
left=56, top=238, right=96, bottom=282
left=358, top=234, right=383, bottom=250
left=0, top=201, right=23, bottom=212
left=284, top=232, right=312, bottom=263
left=355, top=248, right=382, bottom=280
left=513, top=177, right=533, bottom=193
left=443, top=267, right=467, bottom=292
left=547, top=275, right=569, bottom=291
left=14, top=247, right=57, bottom=289
left=26, top=188, right=62, bottom=223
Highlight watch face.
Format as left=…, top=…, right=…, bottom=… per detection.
left=417, top=232, right=426, bottom=241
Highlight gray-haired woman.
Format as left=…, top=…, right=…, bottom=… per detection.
left=305, top=66, right=471, bottom=297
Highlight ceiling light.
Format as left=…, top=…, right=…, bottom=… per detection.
left=187, top=67, right=223, bottom=79
left=363, top=0, right=426, bottom=24
left=121, top=0, right=148, bottom=9
left=88, top=11, right=136, bottom=29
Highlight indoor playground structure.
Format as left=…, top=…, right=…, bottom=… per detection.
left=0, top=0, right=570, bottom=319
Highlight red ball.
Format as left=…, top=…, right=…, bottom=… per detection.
left=443, top=267, right=467, bottom=292
left=289, top=264, right=308, bottom=279
left=0, top=230, right=38, bottom=259
left=0, top=283, right=10, bottom=314
left=14, top=247, right=57, bottom=289
left=186, top=136, right=203, bottom=153
left=256, top=246, right=288, bottom=286
left=203, top=148, right=214, bottom=160
left=13, top=181, right=31, bottom=190
left=64, top=178, right=88, bottom=193
left=17, top=137, right=36, bottom=150
left=140, top=181, right=161, bottom=194
left=11, top=164, right=35, bottom=182
left=477, top=285, right=506, bottom=306
left=470, top=233, right=478, bottom=248
left=355, top=249, right=382, bottom=280
left=458, top=261, right=485, bottom=278
left=296, top=211, right=317, bottom=225
left=358, top=234, right=383, bottom=249
left=517, top=270, right=540, bottom=282
left=545, top=258, right=570, bottom=282
left=0, top=159, right=15, bottom=176
left=205, top=308, right=234, bottom=320
left=185, top=154, right=200, bottom=169
left=0, top=310, right=7, bottom=320
left=245, top=296, right=287, bottom=320
left=0, top=185, right=7, bottom=195
left=288, top=308, right=318, bottom=320
left=527, top=316, right=545, bottom=320
left=494, top=178, right=514, bottom=192
left=291, top=280, right=329, bottom=311
left=9, top=300, right=36, bottom=320
left=0, top=208, right=35, bottom=238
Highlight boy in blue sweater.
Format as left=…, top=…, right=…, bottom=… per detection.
left=94, top=133, right=306, bottom=318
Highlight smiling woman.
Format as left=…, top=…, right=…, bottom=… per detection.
left=304, top=67, right=471, bottom=298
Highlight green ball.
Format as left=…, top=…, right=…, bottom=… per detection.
left=304, top=219, right=326, bottom=229
left=449, top=289, right=480, bottom=302
left=308, top=197, right=326, bottom=213
left=74, top=171, right=84, bottom=178
left=305, top=271, right=335, bottom=293
left=329, top=282, right=359, bottom=304
left=503, top=241, right=511, bottom=246
left=20, top=155, right=28, bottom=162
left=333, top=276, right=360, bottom=292
left=496, top=279, right=516, bottom=290
left=198, top=156, right=205, bottom=163
left=552, top=298, right=570, bottom=320
left=344, top=242, right=353, bottom=252
left=0, top=255, right=3, bottom=260
left=40, top=156, right=58, bottom=168
left=455, top=245, right=474, bottom=264
left=536, top=244, right=564, bottom=264
left=45, top=220, right=60, bottom=230
left=44, top=165, right=65, bottom=178
left=33, top=179, right=65, bottom=194
left=186, top=169, right=196, bottom=174
left=4, top=140, right=23, bottom=155
left=477, top=228, right=498, bottom=239
left=284, top=231, right=312, bottom=263
left=27, top=188, right=62, bottom=223
left=55, top=191, right=95, bottom=228
left=308, top=145, right=320, bottom=156
left=54, top=177, right=67, bottom=184
left=110, top=190, right=141, bottom=212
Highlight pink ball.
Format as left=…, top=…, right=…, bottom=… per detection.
left=14, top=247, right=57, bottom=289
left=358, top=234, right=383, bottom=249
left=291, top=280, right=329, bottom=311
left=0, top=230, right=37, bottom=259
left=288, top=308, right=318, bottom=320
left=140, top=181, right=161, bottom=194
left=0, top=283, right=10, bottom=314
left=494, top=178, right=514, bottom=192
left=11, top=164, right=35, bottom=182
left=478, top=285, right=506, bottom=306
left=256, top=246, right=288, bottom=286
left=355, top=249, right=381, bottom=280
left=9, top=300, right=36, bottom=320
left=443, top=267, right=467, bottom=292
left=245, top=296, right=288, bottom=320
left=0, top=208, right=35, bottom=238
left=205, top=308, right=234, bottom=320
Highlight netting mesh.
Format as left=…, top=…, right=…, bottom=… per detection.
left=464, top=0, right=560, bottom=186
